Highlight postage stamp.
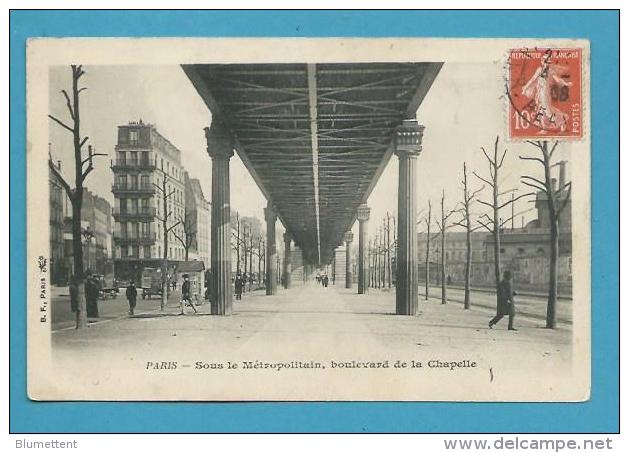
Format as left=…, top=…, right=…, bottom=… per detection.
left=508, top=48, right=583, bottom=139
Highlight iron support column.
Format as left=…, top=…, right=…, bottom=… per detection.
left=395, top=119, right=424, bottom=316
left=283, top=232, right=292, bottom=289
left=357, top=204, right=371, bottom=294
left=205, top=120, right=234, bottom=315
left=265, top=203, right=278, bottom=295
left=344, top=231, right=354, bottom=289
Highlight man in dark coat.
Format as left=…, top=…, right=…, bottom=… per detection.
left=489, top=270, right=517, bottom=331
left=234, top=273, right=244, bottom=300
left=180, top=275, right=197, bottom=314
left=85, top=273, right=100, bottom=318
left=68, top=276, right=80, bottom=329
left=126, top=280, right=138, bottom=316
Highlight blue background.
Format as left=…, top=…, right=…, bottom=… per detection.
left=9, top=10, right=619, bottom=433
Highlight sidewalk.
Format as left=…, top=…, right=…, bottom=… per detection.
left=48, top=283, right=576, bottom=401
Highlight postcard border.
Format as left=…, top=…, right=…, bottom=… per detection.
left=9, top=9, right=620, bottom=433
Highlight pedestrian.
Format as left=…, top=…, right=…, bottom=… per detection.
left=85, top=272, right=100, bottom=318
left=489, top=270, right=518, bottom=331
left=234, top=273, right=244, bottom=300
left=180, top=274, right=197, bottom=314
left=126, top=280, right=138, bottom=316
left=323, top=275, right=329, bottom=287
left=68, top=275, right=80, bottom=329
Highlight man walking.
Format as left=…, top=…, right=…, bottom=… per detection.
left=85, top=272, right=100, bottom=318
left=126, top=280, right=138, bottom=316
left=68, top=276, right=80, bottom=329
left=234, top=273, right=244, bottom=300
left=180, top=275, right=197, bottom=315
left=489, top=270, right=517, bottom=331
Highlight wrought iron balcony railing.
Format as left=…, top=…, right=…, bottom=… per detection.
left=111, top=183, right=156, bottom=194
left=112, top=207, right=156, bottom=219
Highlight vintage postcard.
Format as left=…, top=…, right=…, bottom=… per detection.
left=26, top=38, right=590, bottom=401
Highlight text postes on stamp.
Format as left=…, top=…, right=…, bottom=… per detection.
left=508, top=48, right=582, bottom=139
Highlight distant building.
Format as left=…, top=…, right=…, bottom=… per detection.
left=184, top=173, right=210, bottom=267
left=61, top=189, right=113, bottom=279
left=111, top=120, right=187, bottom=281
left=49, top=159, right=68, bottom=285
left=418, top=162, right=572, bottom=294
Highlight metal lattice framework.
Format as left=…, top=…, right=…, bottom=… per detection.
left=183, top=62, right=442, bottom=265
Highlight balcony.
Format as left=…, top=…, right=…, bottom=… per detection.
left=113, top=231, right=157, bottom=245
left=111, top=158, right=157, bottom=171
left=112, top=207, right=156, bottom=220
left=112, top=183, right=156, bottom=195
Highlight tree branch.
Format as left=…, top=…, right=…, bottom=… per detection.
left=497, top=192, right=534, bottom=210
left=473, top=171, right=493, bottom=187
left=521, top=179, right=546, bottom=193
left=519, top=155, right=545, bottom=165
left=48, top=114, right=74, bottom=133
left=61, top=89, right=75, bottom=120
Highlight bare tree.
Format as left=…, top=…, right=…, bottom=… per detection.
left=474, top=136, right=530, bottom=312
left=436, top=190, right=457, bottom=304
left=520, top=140, right=571, bottom=329
left=48, top=65, right=105, bottom=329
left=172, top=210, right=197, bottom=262
left=452, top=162, right=484, bottom=309
left=231, top=211, right=242, bottom=273
left=423, top=201, right=432, bottom=301
left=153, top=170, right=181, bottom=311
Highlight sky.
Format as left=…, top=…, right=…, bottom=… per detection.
left=49, top=61, right=572, bottom=249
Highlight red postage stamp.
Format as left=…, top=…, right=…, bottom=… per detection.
left=508, top=48, right=582, bottom=139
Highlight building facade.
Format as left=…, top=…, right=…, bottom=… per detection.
left=112, top=120, right=187, bottom=281
left=184, top=173, right=211, bottom=267
left=49, top=159, right=68, bottom=285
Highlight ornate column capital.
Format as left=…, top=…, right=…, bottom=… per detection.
left=204, top=117, right=234, bottom=160
left=394, top=119, right=424, bottom=157
left=264, top=204, right=277, bottom=223
left=343, top=231, right=354, bottom=244
left=356, top=204, right=371, bottom=223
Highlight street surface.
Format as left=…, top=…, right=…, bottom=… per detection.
left=48, top=282, right=580, bottom=401
left=419, top=285, right=572, bottom=325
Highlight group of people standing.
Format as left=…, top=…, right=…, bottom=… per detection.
left=316, top=274, right=329, bottom=287
left=68, top=272, right=101, bottom=328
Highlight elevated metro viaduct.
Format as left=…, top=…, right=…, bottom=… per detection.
left=183, top=62, right=443, bottom=316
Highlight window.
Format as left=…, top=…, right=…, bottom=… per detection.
left=143, top=246, right=151, bottom=259
left=130, top=175, right=138, bottom=190
left=117, top=151, right=126, bottom=166
left=500, top=248, right=505, bottom=254
left=129, top=151, right=138, bottom=166
left=131, top=198, right=139, bottom=215
left=130, top=129, right=139, bottom=145
left=141, top=174, right=149, bottom=189
left=518, top=247, right=525, bottom=255
left=141, top=151, right=149, bottom=166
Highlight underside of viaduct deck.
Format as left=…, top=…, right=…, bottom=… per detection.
left=183, top=62, right=442, bottom=265
left=183, top=61, right=442, bottom=316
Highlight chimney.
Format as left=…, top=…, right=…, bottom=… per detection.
left=558, top=161, right=567, bottom=190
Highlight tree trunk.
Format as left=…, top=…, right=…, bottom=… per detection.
left=71, top=199, right=88, bottom=327
left=547, top=219, right=559, bottom=328
left=425, top=215, right=430, bottom=301
left=441, top=227, right=447, bottom=304
left=464, top=218, right=471, bottom=309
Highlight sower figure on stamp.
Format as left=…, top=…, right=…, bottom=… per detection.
left=68, top=275, right=80, bottom=329
left=126, top=280, right=137, bottom=316
left=180, top=274, right=197, bottom=315
left=489, top=270, right=517, bottom=331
